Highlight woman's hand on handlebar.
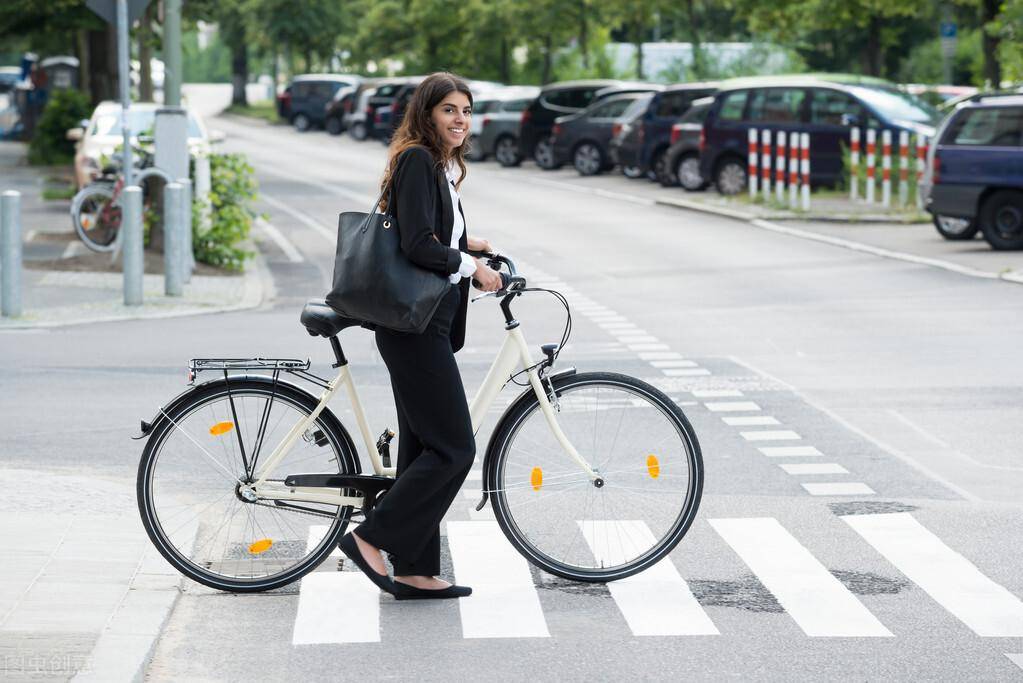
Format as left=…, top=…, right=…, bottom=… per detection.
left=471, top=259, right=503, bottom=292
left=466, top=236, right=493, bottom=254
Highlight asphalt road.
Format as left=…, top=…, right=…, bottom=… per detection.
left=3, top=88, right=1022, bottom=681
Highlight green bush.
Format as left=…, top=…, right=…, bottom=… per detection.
left=27, top=89, right=93, bottom=166
left=192, top=152, right=257, bottom=271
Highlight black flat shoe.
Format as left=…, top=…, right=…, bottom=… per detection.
left=337, top=533, right=396, bottom=595
left=393, top=581, right=472, bottom=601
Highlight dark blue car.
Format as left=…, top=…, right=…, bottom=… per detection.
left=923, top=94, right=1023, bottom=250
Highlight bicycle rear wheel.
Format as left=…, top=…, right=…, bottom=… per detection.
left=487, top=371, right=703, bottom=582
left=137, top=377, right=359, bottom=592
left=71, top=183, right=121, bottom=252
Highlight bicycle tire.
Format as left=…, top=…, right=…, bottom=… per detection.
left=486, top=371, right=703, bottom=582
left=71, top=183, right=121, bottom=252
left=137, top=377, right=360, bottom=593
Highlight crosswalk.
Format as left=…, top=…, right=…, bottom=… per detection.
left=289, top=511, right=1023, bottom=645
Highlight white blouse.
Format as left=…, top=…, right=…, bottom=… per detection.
left=446, top=162, right=478, bottom=285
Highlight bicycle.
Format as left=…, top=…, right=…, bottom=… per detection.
left=135, top=253, right=704, bottom=592
left=70, top=141, right=170, bottom=252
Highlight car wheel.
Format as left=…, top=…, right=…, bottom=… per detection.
left=495, top=136, right=521, bottom=167
left=292, top=113, right=311, bottom=132
left=654, top=150, right=677, bottom=187
left=676, top=154, right=708, bottom=192
left=621, top=165, right=644, bottom=179
left=573, top=142, right=603, bottom=176
left=931, top=215, right=979, bottom=241
left=979, top=190, right=1023, bottom=250
left=350, top=121, right=367, bottom=141
left=534, top=138, right=559, bottom=170
left=325, top=116, right=344, bottom=136
left=714, top=157, right=747, bottom=196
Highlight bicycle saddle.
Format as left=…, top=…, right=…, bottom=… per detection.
left=300, top=299, right=368, bottom=337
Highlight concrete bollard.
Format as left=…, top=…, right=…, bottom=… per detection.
left=748, top=128, right=758, bottom=199
left=760, top=129, right=772, bottom=201
left=178, top=177, right=194, bottom=283
left=916, top=133, right=928, bottom=210
left=122, top=185, right=144, bottom=306
left=849, top=128, right=860, bottom=201
left=1, top=190, right=23, bottom=317
left=164, top=182, right=184, bottom=297
left=775, top=131, right=787, bottom=205
left=800, top=133, right=811, bottom=212
left=788, top=136, right=799, bottom=209
left=881, top=129, right=892, bottom=208
left=898, top=130, right=909, bottom=208
left=865, top=129, right=876, bottom=204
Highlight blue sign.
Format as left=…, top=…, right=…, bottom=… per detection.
left=939, top=22, right=957, bottom=38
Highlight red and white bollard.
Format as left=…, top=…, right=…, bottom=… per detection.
left=776, top=131, right=787, bottom=204
left=800, top=132, right=810, bottom=211
left=748, top=128, right=758, bottom=199
left=898, top=130, right=909, bottom=207
left=849, top=128, right=860, bottom=201
left=865, top=128, right=876, bottom=204
left=789, top=134, right=799, bottom=209
left=881, top=129, right=892, bottom=208
left=761, top=129, right=772, bottom=201
left=916, top=133, right=928, bottom=210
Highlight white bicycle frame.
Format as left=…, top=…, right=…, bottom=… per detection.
left=245, top=323, right=597, bottom=509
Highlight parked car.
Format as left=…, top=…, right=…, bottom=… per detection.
left=346, top=84, right=379, bottom=140
left=66, top=101, right=215, bottom=189
left=467, top=86, right=539, bottom=165
left=380, top=76, right=428, bottom=141
left=518, top=80, right=626, bottom=169
left=661, top=96, right=715, bottom=191
left=611, top=82, right=718, bottom=183
left=698, top=75, right=941, bottom=195
left=323, top=83, right=360, bottom=136
left=279, top=74, right=361, bottom=131
left=921, top=93, right=1023, bottom=250
left=363, top=79, right=414, bottom=141
left=551, top=92, right=654, bottom=175
left=0, top=66, right=21, bottom=93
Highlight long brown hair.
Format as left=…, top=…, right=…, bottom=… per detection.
left=379, top=72, right=474, bottom=212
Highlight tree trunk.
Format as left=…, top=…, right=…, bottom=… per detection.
left=77, top=29, right=91, bottom=102
left=863, top=16, right=881, bottom=76
left=981, top=0, right=1002, bottom=87
left=499, top=38, right=510, bottom=83
left=305, top=48, right=313, bottom=73
left=85, top=26, right=117, bottom=104
left=685, top=0, right=704, bottom=80
left=541, top=34, right=553, bottom=84
left=635, top=21, right=644, bottom=80
left=138, top=4, right=154, bottom=102
left=579, top=0, right=589, bottom=69
left=231, top=41, right=248, bottom=106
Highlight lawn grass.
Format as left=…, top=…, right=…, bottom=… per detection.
left=224, top=102, right=281, bottom=124
left=42, top=186, right=76, bottom=201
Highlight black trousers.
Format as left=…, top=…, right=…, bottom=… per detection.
left=355, top=285, right=475, bottom=576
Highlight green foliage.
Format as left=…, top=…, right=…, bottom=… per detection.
left=27, top=89, right=92, bottom=166
left=993, top=0, right=1023, bottom=82
left=182, top=28, right=232, bottom=83
left=899, top=28, right=984, bottom=85
left=193, top=153, right=257, bottom=271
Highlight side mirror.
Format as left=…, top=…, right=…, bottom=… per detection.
left=209, top=129, right=226, bottom=144
left=840, top=113, right=860, bottom=127
left=79, top=118, right=90, bottom=129
left=66, top=127, right=84, bottom=141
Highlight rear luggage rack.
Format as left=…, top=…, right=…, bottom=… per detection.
left=188, top=358, right=330, bottom=388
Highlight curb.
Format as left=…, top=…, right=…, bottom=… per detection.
left=654, top=196, right=928, bottom=224
left=654, top=197, right=1023, bottom=286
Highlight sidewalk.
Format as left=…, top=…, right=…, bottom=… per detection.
left=0, top=141, right=267, bottom=329
left=0, top=468, right=185, bottom=681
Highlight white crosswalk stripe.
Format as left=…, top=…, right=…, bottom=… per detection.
left=579, top=520, right=718, bottom=636
left=844, top=512, right=1023, bottom=637
left=709, top=517, right=893, bottom=637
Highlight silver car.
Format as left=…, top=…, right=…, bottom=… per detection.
left=467, top=87, right=539, bottom=167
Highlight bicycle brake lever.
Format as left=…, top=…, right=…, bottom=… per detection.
left=470, top=291, right=498, bottom=303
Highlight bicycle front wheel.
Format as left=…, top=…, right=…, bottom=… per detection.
left=488, top=371, right=703, bottom=582
left=137, top=378, right=360, bottom=592
left=71, top=183, right=121, bottom=252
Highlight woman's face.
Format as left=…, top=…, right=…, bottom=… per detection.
left=430, top=91, right=472, bottom=152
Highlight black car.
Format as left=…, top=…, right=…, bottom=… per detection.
left=922, top=94, right=1023, bottom=249
left=611, top=82, right=718, bottom=184
left=364, top=78, right=418, bottom=141
left=323, top=83, right=360, bottom=136
left=518, top=80, right=626, bottom=169
left=280, top=74, right=361, bottom=131
left=662, top=97, right=714, bottom=191
left=551, top=93, right=654, bottom=175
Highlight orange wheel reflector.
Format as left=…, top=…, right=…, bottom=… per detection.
left=209, top=421, right=235, bottom=436
left=646, top=455, right=660, bottom=479
left=82, top=217, right=92, bottom=229
left=248, top=538, right=273, bottom=555
left=530, top=467, right=543, bottom=491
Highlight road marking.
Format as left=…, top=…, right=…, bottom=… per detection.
left=692, top=389, right=743, bottom=398
left=292, top=572, right=380, bottom=644
left=802, top=482, right=875, bottom=495
left=778, top=463, right=849, bottom=475
left=616, top=335, right=660, bottom=344
left=723, top=416, right=780, bottom=426
left=1006, top=654, right=1023, bottom=671
left=579, top=520, right=718, bottom=636
left=446, top=521, right=550, bottom=638
left=843, top=512, right=1023, bottom=637
left=261, top=192, right=336, bottom=243
left=759, top=446, right=822, bottom=457
left=627, top=343, right=670, bottom=351
left=741, top=430, right=801, bottom=442
left=638, top=351, right=683, bottom=361
left=705, top=401, right=760, bottom=412
left=662, top=368, right=712, bottom=377
left=523, top=175, right=656, bottom=206
left=709, top=517, right=892, bottom=637
left=61, top=240, right=87, bottom=259
left=255, top=217, right=304, bottom=263
left=650, top=360, right=698, bottom=368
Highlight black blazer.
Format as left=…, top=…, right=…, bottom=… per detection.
left=391, top=145, right=471, bottom=352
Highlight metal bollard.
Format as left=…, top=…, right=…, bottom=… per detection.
left=881, top=129, right=892, bottom=208
left=865, top=129, right=876, bottom=204
left=775, top=131, right=787, bottom=205
left=1, top=190, right=23, bottom=317
left=898, top=130, right=909, bottom=208
left=800, top=133, right=811, bottom=212
left=747, top=128, right=758, bottom=199
left=178, top=177, right=194, bottom=283
left=788, top=136, right=799, bottom=209
left=849, top=128, right=860, bottom=201
left=122, top=185, right=144, bottom=306
left=760, top=129, right=772, bottom=201
left=164, top=182, right=184, bottom=296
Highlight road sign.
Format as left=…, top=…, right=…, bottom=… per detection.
left=939, top=22, right=957, bottom=38
left=86, top=0, right=152, bottom=25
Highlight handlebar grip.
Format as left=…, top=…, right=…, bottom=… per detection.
left=499, top=272, right=511, bottom=290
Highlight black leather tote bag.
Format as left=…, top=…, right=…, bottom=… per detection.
left=325, top=157, right=452, bottom=334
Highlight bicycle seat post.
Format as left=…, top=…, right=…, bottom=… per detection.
left=329, top=336, right=347, bottom=369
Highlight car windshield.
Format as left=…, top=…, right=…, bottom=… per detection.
left=91, top=109, right=203, bottom=138
left=846, top=86, right=940, bottom=125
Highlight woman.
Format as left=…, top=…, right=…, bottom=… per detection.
left=338, top=72, right=504, bottom=600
